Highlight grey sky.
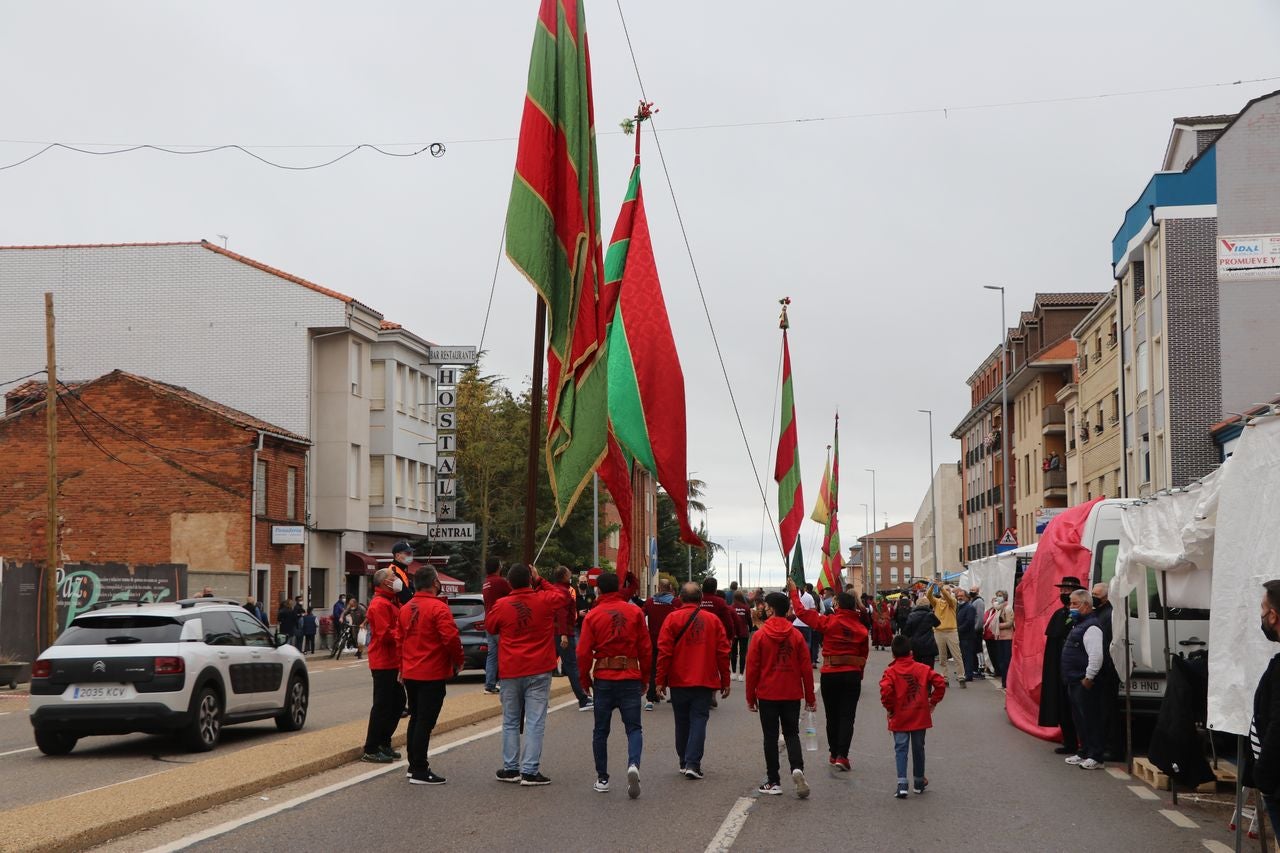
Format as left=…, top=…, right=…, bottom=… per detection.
left=2, top=1, right=1277, bottom=587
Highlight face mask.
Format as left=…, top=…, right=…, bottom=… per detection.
left=1263, top=618, right=1279, bottom=643
left=1092, top=596, right=1103, bottom=609
left=1060, top=593, right=1071, bottom=606
left=391, top=578, right=404, bottom=593
left=1068, top=608, right=1080, bottom=619
left=994, top=596, right=1004, bottom=605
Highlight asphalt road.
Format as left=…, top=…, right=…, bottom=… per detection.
left=143, top=652, right=1240, bottom=853
left=0, top=654, right=488, bottom=811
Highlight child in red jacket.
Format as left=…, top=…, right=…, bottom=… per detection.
left=746, top=592, right=816, bottom=798
left=880, top=634, right=947, bottom=799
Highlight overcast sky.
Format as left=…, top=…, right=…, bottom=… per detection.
left=2, top=1, right=1277, bottom=587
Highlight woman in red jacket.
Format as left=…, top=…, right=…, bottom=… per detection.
left=787, top=578, right=870, bottom=772
left=745, top=592, right=815, bottom=798
left=729, top=591, right=752, bottom=681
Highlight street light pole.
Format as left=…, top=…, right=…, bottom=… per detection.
left=860, top=502, right=870, bottom=598
left=984, top=285, right=1011, bottom=546
left=865, top=468, right=877, bottom=594
left=917, top=409, right=938, bottom=576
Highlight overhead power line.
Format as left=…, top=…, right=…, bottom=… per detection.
left=0, top=141, right=446, bottom=174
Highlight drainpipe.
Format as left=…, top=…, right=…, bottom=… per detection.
left=250, top=430, right=265, bottom=602
left=1115, top=277, right=1129, bottom=497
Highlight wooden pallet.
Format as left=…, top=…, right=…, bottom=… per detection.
left=1132, top=756, right=1222, bottom=793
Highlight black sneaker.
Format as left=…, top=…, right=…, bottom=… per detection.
left=683, top=766, right=704, bottom=780
left=914, top=778, right=929, bottom=794
left=380, top=746, right=402, bottom=760
left=894, top=784, right=909, bottom=799
left=520, top=772, right=552, bottom=786
left=495, top=768, right=521, bottom=783
left=360, top=751, right=393, bottom=764
left=409, top=770, right=446, bottom=785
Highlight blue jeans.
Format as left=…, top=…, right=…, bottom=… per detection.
left=500, top=671, right=552, bottom=774
left=893, top=730, right=926, bottom=785
left=558, top=634, right=588, bottom=704
left=591, top=678, right=643, bottom=780
left=484, top=633, right=499, bottom=690
left=670, top=686, right=713, bottom=771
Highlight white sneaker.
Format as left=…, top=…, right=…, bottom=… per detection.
left=1064, top=754, right=1085, bottom=766
left=593, top=778, right=609, bottom=793
left=1079, top=758, right=1103, bottom=770
left=626, top=764, right=641, bottom=799
left=792, top=768, right=810, bottom=799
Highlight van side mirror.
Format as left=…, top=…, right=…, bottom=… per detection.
left=180, top=619, right=204, bottom=643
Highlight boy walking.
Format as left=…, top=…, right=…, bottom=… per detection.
left=745, top=592, right=815, bottom=798
left=880, top=634, right=947, bottom=799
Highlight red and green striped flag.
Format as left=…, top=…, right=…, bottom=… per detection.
left=816, top=415, right=844, bottom=594
left=774, top=300, right=803, bottom=560
left=505, top=0, right=608, bottom=521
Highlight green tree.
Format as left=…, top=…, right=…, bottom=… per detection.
left=655, top=487, right=716, bottom=585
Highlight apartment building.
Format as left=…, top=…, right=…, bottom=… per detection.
left=858, top=522, right=914, bottom=592
left=0, top=242, right=455, bottom=608
left=1068, top=288, right=1123, bottom=502
left=1111, top=91, right=1280, bottom=493
left=912, top=463, right=963, bottom=577
left=952, top=346, right=1009, bottom=563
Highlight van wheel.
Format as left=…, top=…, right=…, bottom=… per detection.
left=34, top=729, right=77, bottom=755
left=275, top=674, right=308, bottom=732
left=182, top=685, right=222, bottom=752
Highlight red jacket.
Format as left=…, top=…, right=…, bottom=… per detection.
left=745, top=616, right=816, bottom=707
left=643, top=594, right=678, bottom=644
left=577, top=592, right=651, bottom=689
left=656, top=603, right=730, bottom=691
left=699, top=593, right=736, bottom=640
left=730, top=602, right=751, bottom=639
left=487, top=580, right=561, bottom=679
left=399, top=591, right=464, bottom=681
left=364, top=587, right=402, bottom=671
left=552, top=581, right=578, bottom=637
left=482, top=573, right=511, bottom=613
left=879, top=655, right=947, bottom=732
left=789, top=589, right=870, bottom=674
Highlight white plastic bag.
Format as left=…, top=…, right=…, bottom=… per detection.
left=357, top=626, right=369, bottom=647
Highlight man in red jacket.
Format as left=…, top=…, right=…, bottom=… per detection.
left=746, top=591, right=815, bottom=798
left=399, top=565, right=464, bottom=785
left=481, top=556, right=509, bottom=694
left=788, top=577, right=870, bottom=772
left=881, top=634, right=948, bottom=798
left=656, top=583, right=731, bottom=780
left=360, top=568, right=405, bottom=763
left=487, top=564, right=566, bottom=786
left=553, top=565, right=592, bottom=711
left=643, top=578, right=678, bottom=710
left=578, top=571, right=650, bottom=798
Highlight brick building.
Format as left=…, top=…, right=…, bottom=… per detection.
left=600, top=468, right=659, bottom=596
left=858, top=521, right=914, bottom=593
left=0, top=371, right=308, bottom=616
left=1067, top=288, right=1123, bottom=503
left=952, top=346, right=1009, bottom=563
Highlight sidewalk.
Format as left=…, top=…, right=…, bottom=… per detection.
left=1, top=683, right=573, bottom=852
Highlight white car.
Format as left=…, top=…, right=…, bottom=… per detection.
left=29, top=598, right=309, bottom=755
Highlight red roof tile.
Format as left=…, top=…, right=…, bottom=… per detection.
left=199, top=241, right=356, bottom=303
left=380, top=320, right=403, bottom=330
left=1034, top=292, right=1108, bottom=307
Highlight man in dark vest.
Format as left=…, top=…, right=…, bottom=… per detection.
left=1039, top=576, right=1083, bottom=756
left=1060, top=588, right=1106, bottom=770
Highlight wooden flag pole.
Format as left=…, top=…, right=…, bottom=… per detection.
left=523, top=296, right=547, bottom=564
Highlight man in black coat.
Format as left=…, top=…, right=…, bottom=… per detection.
left=1248, top=580, right=1280, bottom=833
left=1092, top=581, right=1122, bottom=759
left=1038, top=576, right=1083, bottom=755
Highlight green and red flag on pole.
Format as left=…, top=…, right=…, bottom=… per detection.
left=505, top=0, right=609, bottom=522
left=774, top=298, right=804, bottom=561
left=816, top=414, right=844, bottom=594
left=811, top=448, right=832, bottom=527
left=597, top=103, right=701, bottom=575
left=789, top=537, right=806, bottom=588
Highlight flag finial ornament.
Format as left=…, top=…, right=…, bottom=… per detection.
left=778, top=296, right=792, bottom=330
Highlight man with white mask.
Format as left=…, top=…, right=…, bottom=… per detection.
left=360, top=567, right=406, bottom=763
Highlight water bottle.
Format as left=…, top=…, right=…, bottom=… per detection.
left=803, top=709, right=818, bottom=752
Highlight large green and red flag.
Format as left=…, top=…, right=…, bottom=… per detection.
left=789, top=537, right=807, bottom=588
left=816, top=415, right=844, bottom=594
left=811, top=450, right=832, bottom=526
left=774, top=300, right=803, bottom=560
left=505, top=0, right=608, bottom=521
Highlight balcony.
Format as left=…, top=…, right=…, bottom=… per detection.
left=1041, top=404, right=1066, bottom=435
left=1043, top=468, right=1067, bottom=497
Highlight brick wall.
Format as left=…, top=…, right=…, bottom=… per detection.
left=1164, top=217, right=1222, bottom=486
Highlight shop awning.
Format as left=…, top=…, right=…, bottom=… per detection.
left=345, top=551, right=379, bottom=576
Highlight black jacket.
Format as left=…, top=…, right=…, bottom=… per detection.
left=1247, top=653, right=1280, bottom=795
left=905, top=604, right=940, bottom=659
left=277, top=605, right=299, bottom=634
left=1038, top=605, right=1074, bottom=727
left=957, top=602, right=977, bottom=640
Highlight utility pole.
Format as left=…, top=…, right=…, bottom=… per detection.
left=43, top=293, right=58, bottom=651
left=865, top=468, right=877, bottom=594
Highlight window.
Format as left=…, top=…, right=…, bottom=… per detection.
left=874, top=544, right=881, bottom=558
left=1111, top=391, right=1120, bottom=424
left=350, top=340, right=364, bottom=396
left=1135, top=342, right=1149, bottom=394
left=903, top=545, right=911, bottom=560
left=286, top=467, right=298, bottom=520
left=407, top=368, right=419, bottom=419
left=370, top=361, right=386, bottom=410
left=889, top=545, right=898, bottom=560
left=423, top=464, right=435, bottom=513
left=254, top=459, right=267, bottom=516
left=230, top=611, right=274, bottom=648
left=369, top=456, right=385, bottom=505
left=874, top=568, right=882, bottom=582
left=202, top=610, right=242, bottom=646
left=349, top=444, right=361, bottom=499
left=309, top=568, right=328, bottom=611
left=890, top=567, right=899, bottom=583
left=1140, top=434, right=1151, bottom=485
left=396, top=365, right=408, bottom=413
left=395, top=457, right=406, bottom=506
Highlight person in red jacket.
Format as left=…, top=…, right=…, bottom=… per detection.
left=399, top=565, right=464, bottom=785
left=553, top=565, right=592, bottom=711
left=656, top=583, right=731, bottom=780
left=481, top=556, right=510, bottom=694
left=642, top=578, right=679, bottom=710
left=577, top=571, right=651, bottom=798
left=880, top=634, right=947, bottom=798
left=360, top=568, right=405, bottom=763
left=486, top=564, right=566, bottom=786
left=745, top=592, right=815, bottom=798
left=729, top=591, right=752, bottom=681
left=788, top=577, right=870, bottom=772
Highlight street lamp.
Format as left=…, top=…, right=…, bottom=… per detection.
left=984, top=285, right=1012, bottom=547
left=917, top=409, right=938, bottom=577
left=865, top=468, right=877, bottom=594
left=859, top=502, right=870, bottom=598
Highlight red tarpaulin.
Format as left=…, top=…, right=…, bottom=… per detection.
left=1005, top=497, right=1102, bottom=740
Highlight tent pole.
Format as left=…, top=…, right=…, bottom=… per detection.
left=1161, top=570, right=1176, bottom=806
left=1125, top=592, right=1134, bottom=775
left=1234, top=734, right=1245, bottom=853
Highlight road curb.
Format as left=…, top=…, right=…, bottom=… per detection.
left=0, top=683, right=574, bottom=852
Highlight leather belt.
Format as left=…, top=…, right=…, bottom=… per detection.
left=825, top=654, right=867, bottom=668
left=594, top=656, right=640, bottom=670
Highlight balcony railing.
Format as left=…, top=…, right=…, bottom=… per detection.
left=1042, top=404, right=1066, bottom=434
left=1044, top=469, right=1067, bottom=493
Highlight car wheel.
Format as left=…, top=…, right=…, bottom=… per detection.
left=182, top=685, right=223, bottom=752
left=34, top=729, right=77, bottom=756
left=275, top=674, right=308, bottom=732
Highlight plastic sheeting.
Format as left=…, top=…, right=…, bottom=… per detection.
left=1006, top=498, right=1102, bottom=741
left=1207, top=417, right=1280, bottom=735
left=964, top=547, right=1027, bottom=602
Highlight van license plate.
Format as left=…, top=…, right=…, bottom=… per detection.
left=70, top=684, right=134, bottom=700
left=1129, top=678, right=1165, bottom=696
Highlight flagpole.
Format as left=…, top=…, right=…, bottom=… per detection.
left=523, top=297, right=546, bottom=564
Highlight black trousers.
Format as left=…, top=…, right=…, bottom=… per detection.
left=363, top=668, right=406, bottom=753
left=1068, top=680, right=1104, bottom=761
left=405, top=679, right=447, bottom=773
left=1057, top=679, right=1078, bottom=751
left=647, top=646, right=660, bottom=702
left=819, top=670, right=862, bottom=759
left=758, top=698, right=803, bottom=785
left=729, top=637, right=749, bottom=675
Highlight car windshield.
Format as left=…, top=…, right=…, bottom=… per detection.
left=449, top=602, right=484, bottom=619
left=56, top=614, right=184, bottom=645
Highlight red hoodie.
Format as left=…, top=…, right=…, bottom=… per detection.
left=577, top=593, right=651, bottom=689
left=789, top=588, right=870, bottom=674
left=364, top=587, right=402, bottom=671
left=879, top=655, right=947, bottom=732
left=487, top=579, right=562, bottom=679
left=699, top=593, right=736, bottom=640
left=552, top=581, right=578, bottom=637
left=643, top=593, right=678, bottom=644
left=399, top=591, right=464, bottom=681
left=656, top=602, right=730, bottom=691
left=745, top=616, right=816, bottom=707
left=482, top=573, right=511, bottom=613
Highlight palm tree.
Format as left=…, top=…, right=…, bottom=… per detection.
left=686, top=478, right=707, bottom=515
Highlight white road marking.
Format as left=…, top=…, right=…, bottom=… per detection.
left=65, top=770, right=171, bottom=800
left=1159, top=809, right=1198, bottom=829
left=0, top=711, right=10, bottom=716
left=1106, top=767, right=1129, bottom=780
left=0, top=746, right=37, bottom=758
left=1128, top=784, right=1160, bottom=801
left=1201, top=840, right=1234, bottom=852
left=147, top=698, right=579, bottom=852
left=704, top=797, right=753, bottom=852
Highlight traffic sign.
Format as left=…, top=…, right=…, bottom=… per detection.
left=586, top=566, right=603, bottom=587
left=995, top=527, right=1018, bottom=553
